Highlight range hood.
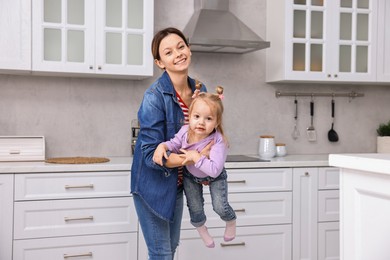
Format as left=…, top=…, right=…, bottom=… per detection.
left=183, top=0, right=270, bottom=54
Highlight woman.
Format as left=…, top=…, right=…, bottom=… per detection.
left=131, top=27, right=208, bottom=259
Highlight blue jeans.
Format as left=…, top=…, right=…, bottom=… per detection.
left=183, top=170, right=236, bottom=227
left=133, top=189, right=184, bottom=260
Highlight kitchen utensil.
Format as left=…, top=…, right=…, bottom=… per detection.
left=328, top=99, right=339, bottom=142
left=306, top=99, right=317, bottom=142
left=292, top=98, right=300, bottom=140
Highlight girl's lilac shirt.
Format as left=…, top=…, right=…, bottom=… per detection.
left=163, top=124, right=228, bottom=179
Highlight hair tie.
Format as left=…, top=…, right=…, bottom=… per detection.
left=192, top=89, right=201, bottom=99
left=218, top=94, right=224, bottom=100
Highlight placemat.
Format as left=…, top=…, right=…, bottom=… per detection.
left=45, top=157, right=110, bottom=164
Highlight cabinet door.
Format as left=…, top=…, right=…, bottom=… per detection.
left=329, top=0, right=377, bottom=82
left=95, top=0, right=153, bottom=77
left=377, top=0, right=390, bottom=82
left=293, top=168, right=318, bottom=260
left=0, top=174, right=13, bottom=260
left=318, top=222, right=340, bottom=260
left=175, top=225, right=292, bottom=260
left=0, top=0, right=31, bottom=72
left=32, top=0, right=95, bottom=74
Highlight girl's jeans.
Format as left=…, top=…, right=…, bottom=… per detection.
left=133, top=189, right=183, bottom=260
left=183, top=170, right=236, bottom=227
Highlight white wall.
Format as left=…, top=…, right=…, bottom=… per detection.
left=1, top=0, right=390, bottom=158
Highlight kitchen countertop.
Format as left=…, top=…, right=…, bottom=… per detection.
left=0, top=154, right=330, bottom=174
left=329, top=153, right=390, bottom=175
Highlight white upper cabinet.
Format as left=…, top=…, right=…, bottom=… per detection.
left=266, top=0, right=378, bottom=83
left=32, top=0, right=153, bottom=79
left=377, top=0, right=390, bottom=82
left=0, top=1, right=31, bottom=72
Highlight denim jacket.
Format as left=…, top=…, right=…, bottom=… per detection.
left=131, top=71, right=207, bottom=221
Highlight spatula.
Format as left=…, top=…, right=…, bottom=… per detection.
left=307, top=100, right=317, bottom=142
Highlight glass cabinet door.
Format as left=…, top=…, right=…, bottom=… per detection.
left=43, top=0, right=87, bottom=62
left=33, top=0, right=94, bottom=73
left=95, top=0, right=153, bottom=76
left=291, top=0, right=325, bottom=73
left=338, top=0, right=371, bottom=74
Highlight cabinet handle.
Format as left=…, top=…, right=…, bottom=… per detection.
left=64, top=216, right=94, bottom=222
left=327, top=74, right=331, bottom=78
left=65, top=184, right=94, bottom=189
left=9, top=150, right=21, bottom=154
left=98, top=66, right=102, bottom=70
left=305, top=172, right=310, bottom=176
left=89, top=65, right=93, bottom=69
left=234, top=208, right=246, bottom=213
left=220, top=242, right=246, bottom=247
left=63, top=252, right=93, bottom=258
left=334, top=74, right=338, bottom=78
left=227, top=180, right=246, bottom=184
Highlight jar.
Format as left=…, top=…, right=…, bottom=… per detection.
left=258, top=135, right=276, bottom=159
left=275, top=143, right=287, bottom=157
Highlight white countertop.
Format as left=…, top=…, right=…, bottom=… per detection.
left=329, top=153, right=390, bottom=175
left=0, top=154, right=331, bottom=174
left=225, top=154, right=329, bottom=168
left=0, top=157, right=132, bottom=173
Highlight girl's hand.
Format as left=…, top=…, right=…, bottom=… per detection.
left=179, top=149, right=201, bottom=165
left=153, top=144, right=168, bottom=166
left=199, top=140, right=214, bottom=159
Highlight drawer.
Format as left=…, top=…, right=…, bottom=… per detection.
left=225, top=168, right=292, bottom=193
left=318, top=167, right=340, bottom=190
left=0, top=136, right=45, bottom=162
left=318, top=190, right=339, bottom=222
left=14, top=171, right=130, bottom=200
left=181, top=192, right=292, bottom=229
left=14, top=197, right=136, bottom=239
left=175, top=225, right=292, bottom=260
left=13, top=233, right=137, bottom=260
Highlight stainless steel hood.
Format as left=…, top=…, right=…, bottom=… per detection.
left=183, top=0, right=270, bottom=54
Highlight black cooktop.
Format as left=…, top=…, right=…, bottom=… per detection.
left=226, top=155, right=270, bottom=162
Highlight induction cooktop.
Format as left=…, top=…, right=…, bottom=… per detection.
left=226, top=155, right=270, bottom=162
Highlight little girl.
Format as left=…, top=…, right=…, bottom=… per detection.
left=153, top=86, right=236, bottom=248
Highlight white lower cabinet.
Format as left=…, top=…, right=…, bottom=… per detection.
left=12, top=171, right=137, bottom=260
left=176, top=168, right=293, bottom=260
left=0, top=174, right=14, bottom=260
left=293, top=167, right=340, bottom=260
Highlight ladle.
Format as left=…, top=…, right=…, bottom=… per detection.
left=328, top=99, right=339, bottom=142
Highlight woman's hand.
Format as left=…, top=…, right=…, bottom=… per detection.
left=153, top=143, right=168, bottom=166
left=179, top=149, right=201, bottom=165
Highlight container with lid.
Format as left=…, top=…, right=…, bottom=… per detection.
left=275, top=143, right=287, bottom=157
left=258, top=135, right=276, bottom=159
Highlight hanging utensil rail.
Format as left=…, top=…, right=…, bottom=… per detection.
left=275, top=91, right=364, bottom=99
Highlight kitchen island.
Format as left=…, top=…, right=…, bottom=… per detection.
left=329, top=153, right=390, bottom=260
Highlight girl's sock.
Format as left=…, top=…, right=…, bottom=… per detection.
left=196, top=225, right=215, bottom=248
left=224, top=220, right=236, bottom=242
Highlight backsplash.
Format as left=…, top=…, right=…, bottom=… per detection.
left=1, top=0, right=390, bottom=157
